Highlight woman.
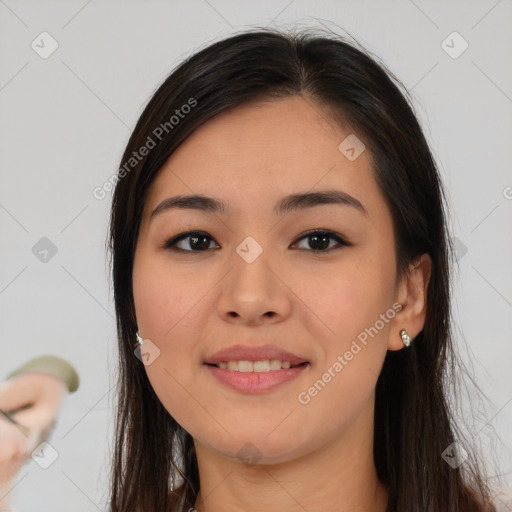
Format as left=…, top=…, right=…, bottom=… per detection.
left=107, top=27, right=499, bottom=511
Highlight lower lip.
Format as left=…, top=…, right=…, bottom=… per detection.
left=204, top=363, right=310, bottom=393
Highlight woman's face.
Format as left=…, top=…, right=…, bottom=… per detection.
left=133, top=95, right=403, bottom=464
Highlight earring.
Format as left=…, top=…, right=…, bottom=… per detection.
left=400, top=329, right=411, bottom=347
left=136, top=332, right=144, bottom=346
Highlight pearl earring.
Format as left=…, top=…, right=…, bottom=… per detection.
left=400, top=329, right=411, bottom=347
left=136, top=332, right=144, bottom=346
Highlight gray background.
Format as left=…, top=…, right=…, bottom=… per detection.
left=1, top=1, right=511, bottom=510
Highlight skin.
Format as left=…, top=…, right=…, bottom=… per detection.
left=132, top=95, right=431, bottom=512
left=0, top=373, right=68, bottom=509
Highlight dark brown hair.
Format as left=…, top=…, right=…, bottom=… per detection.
left=108, top=27, right=497, bottom=511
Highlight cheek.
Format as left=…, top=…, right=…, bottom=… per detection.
left=132, top=272, right=198, bottom=436
left=132, top=252, right=218, bottom=432
left=291, top=251, right=396, bottom=345
left=133, top=252, right=204, bottom=342
left=291, top=253, right=395, bottom=409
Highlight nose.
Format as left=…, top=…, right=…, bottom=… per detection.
left=216, top=245, right=292, bottom=326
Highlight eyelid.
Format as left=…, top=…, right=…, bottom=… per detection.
left=292, top=229, right=351, bottom=250
left=162, top=230, right=219, bottom=251
left=163, top=229, right=351, bottom=253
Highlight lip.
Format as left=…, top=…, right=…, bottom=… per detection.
left=205, top=363, right=310, bottom=393
left=204, top=344, right=309, bottom=366
left=203, top=343, right=310, bottom=393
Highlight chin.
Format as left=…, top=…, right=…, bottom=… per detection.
left=197, top=431, right=308, bottom=466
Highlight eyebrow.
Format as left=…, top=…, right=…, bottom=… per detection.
left=150, top=189, right=367, bottom=221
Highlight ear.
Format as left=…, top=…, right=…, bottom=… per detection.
left=387, top=253, right=432, bottom=351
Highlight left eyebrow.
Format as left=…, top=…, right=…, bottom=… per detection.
left=274, top=190, right=367, bottom=217
left=149, top=189, right=367, bottom=221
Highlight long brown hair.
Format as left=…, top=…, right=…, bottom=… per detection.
left=107, top=27, right=498, bottom=511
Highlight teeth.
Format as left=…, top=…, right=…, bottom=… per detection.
left=269, top=359, right=281, bottom=370
left=253, top=360, right=268, bottom=372
left=238, top=360, right=253, bottom=372
left=215, top=360, right=299, bottom=372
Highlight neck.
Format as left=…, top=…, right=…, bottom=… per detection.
left=192, top=401, right=388, bottom=512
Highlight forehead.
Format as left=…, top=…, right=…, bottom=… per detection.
left=144, top=95, right=383, bottom=219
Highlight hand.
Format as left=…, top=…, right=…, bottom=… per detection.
left=0, top=372, right=68, bottom=509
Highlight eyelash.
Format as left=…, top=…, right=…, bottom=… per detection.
left=162, top=229, right=350, bottom=254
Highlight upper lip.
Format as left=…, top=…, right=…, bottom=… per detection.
left=204, top=344, right=309, bottom=365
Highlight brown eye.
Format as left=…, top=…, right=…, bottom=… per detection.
left=164, top=231, right=219, bottom=252
left=292, top=230, right=350, bottom=253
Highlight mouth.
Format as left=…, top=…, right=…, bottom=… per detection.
left=203, top=360, right=311, bottom=393
left=205, top=360, right=309, bottom=372
left=203, top=344, right=310, bottom=392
